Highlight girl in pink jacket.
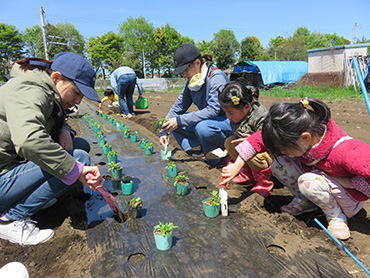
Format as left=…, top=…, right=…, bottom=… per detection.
left=221, top=98, right=369, bottom=240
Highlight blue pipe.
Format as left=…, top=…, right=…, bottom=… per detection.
left=314, top=218, right=370, bottom=276
left=352, top=58, right=370, bottom=116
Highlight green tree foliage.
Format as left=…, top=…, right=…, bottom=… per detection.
left=240, top=36, right=263, bottom=61
left=161, top=24, right=193, bottom=76
left=196, top=40, right=214, bottom=56
left=150, top=27, right=167, bottom=77
left=87, top=32, right=124, bottom=76
left=0, top=23, right=24, bottom=81
left=211, top=29, right=239, bottom=70
left=119, top=17, right=154, bottom=76
left=28, top=23, right=85, bottom=59
left=55, top=22, right=86, bottom=54
left=23, top=25, right=42, bottom=57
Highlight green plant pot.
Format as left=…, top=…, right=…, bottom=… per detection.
left=140, top=141, right=147, bottom=149
left=153, top=228, right=173, bottom=251
left=103, top=115, right=107, bottom=120
left=202, top=197, right=220, bottom=218
left=176, top=183, right=188, bottom=195
left=103, top=145, right=112, bottom=155
left=99, top=139, right=107, bottom=148
left=107, top=154, right=117, bottom=163
left=131, top=135, right=137, bottom=142
left=121, top=181, right=133, bottom=195
left=120, top=123, right=125, bottom=130
left=112, top=167, right=122, bottom=179
left=166, top=166, right=177, bottom=178
left=145, top=146, right=153, bottom=155
left=128, top=205, right=142, bottom=219
left=124, top=132, right=130, bottom=139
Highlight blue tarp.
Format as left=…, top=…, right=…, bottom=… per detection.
left=233, top=61, right=308, bottom=85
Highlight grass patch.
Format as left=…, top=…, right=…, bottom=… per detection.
left=261, top=85, right=362, bottom=101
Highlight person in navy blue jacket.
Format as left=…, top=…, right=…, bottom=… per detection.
left=159, top=43, right=232, bottom=167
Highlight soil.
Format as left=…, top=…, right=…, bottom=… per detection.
left=1, top=91, right=370, bottom=277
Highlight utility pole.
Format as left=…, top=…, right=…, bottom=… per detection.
left=39, top=6, right=49, bottom=60
left=354, top=22, right=358, bottom=44
left=142, top=43, right=146, bottom=79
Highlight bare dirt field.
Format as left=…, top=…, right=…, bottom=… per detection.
left=1, top=91, right=370, bottom=277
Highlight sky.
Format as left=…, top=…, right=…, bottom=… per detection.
left=1, top=0, right=369, bottom=48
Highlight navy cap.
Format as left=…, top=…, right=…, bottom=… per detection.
left=173, top=43, right=201, bottom=76
left=51, top=52, right=100, bottom=102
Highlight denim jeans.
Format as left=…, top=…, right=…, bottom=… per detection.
left=172, top=116, right=232, bottom=166
left=0, top=138, right=91, bottom=220
left=116, top=73, right=137, bottom=115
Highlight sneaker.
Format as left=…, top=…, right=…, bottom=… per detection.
left=327, top=214, right=351, bottom=240
left=186, top=150, right=205, bottom=158
left=0, top=218, right=54, bottom=245
left=280, top=197, right=318, bottom=216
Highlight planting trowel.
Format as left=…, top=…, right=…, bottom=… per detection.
left=206, top=148, right=228, bottom=160
left=161, top=142, right=172, bottom=160
left=86, top=173, right=125, bottom=223
left=219, top=186, right=228, bottom=217
left=219, top=175, right=228, bottom=216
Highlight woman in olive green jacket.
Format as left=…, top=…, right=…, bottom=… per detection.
left=0, top=52, right=103, bottom=245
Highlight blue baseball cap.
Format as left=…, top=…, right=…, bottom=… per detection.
left=51, top=52, right=100, bottom=102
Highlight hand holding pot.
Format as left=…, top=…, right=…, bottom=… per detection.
left=161, top=117, right=178, bottom=133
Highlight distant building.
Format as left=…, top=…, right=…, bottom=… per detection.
left=301, top=43, right=370, bottom=88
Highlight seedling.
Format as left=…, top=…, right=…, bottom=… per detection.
left=122, top=175, right=134, bottom=183
left=157, top=116, right=168, bottom=127
left=133, top=131, right=138, bottom=136
left=145, top=142, right=153, bottom=148
left=128, top=197, right=142, bottom=208
left=165, top=161, right=176, bottom=169
left=174, top=175, right=189, bottom=187
left=209, top=190, right=220, bottom=206
left=108, top=150, right=117, bottom=156
left=107, top=161, right=121, bottom=171
left=154, top=221, right=178, bottom=237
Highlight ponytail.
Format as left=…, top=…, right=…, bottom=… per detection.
left=218, top=81, right=259, bottom=109
left=16, top=58, right=53, bottom=75
left=262, top=97, right=331, bottom=157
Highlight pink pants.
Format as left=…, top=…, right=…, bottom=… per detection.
left=271, top=156, right=364, bottom=218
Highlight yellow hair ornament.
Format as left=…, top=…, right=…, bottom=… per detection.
left=231, top=96, right=240, bottom=105
left=300, top=97, right=309, bottom=108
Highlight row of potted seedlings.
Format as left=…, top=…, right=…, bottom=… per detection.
left=84, top=113, right=142, bottom=219
left=156, top=154, right=221, bottom=250
left=86, top=112, right=222, bottom=251
left=98, top=110, right=155, bottom=155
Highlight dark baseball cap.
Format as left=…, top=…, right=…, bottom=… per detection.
left=173, top=43, right=201, bottom=76
left=51, top=52, right=100, bottom=102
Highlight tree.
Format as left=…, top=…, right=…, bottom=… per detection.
left=0, top=23, right=24, bottom=80
left=211, top=29, right=239, bottom=70
left=240, top=36, right=263, bottom=61
left=196, top=40, right=214, bottom=56
left=161, top=24, right=191, bottom=76
left=267, top=36, right=285, bottom=60
left=150, top=27, right=167, bottom=77
left=119, top=17, right=154, bottom=76
left=87, top=32, right=124, bottom=77
left=55, top=22, right=86, bottom=54
left=23, top=25, right=42, bottom=57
